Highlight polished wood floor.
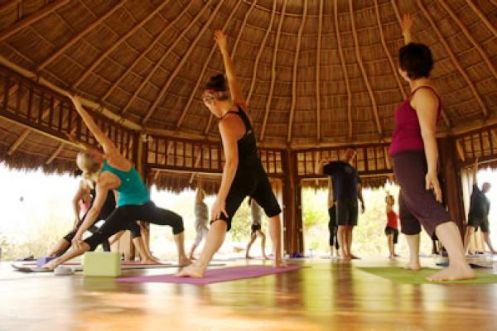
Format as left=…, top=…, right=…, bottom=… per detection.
left=1, top=257, right=497, bottom=331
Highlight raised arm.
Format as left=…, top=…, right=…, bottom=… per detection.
left=214, top=30, right=247, bottom=110
left=472, top=158, right=479, bottom=186
left=71, top=180, right=86, bottom=227
left=68, top=95, right=119, bottom=157
left=400, top=14, right=413, bottom=44
left=327, top=178, right=334, bottom=208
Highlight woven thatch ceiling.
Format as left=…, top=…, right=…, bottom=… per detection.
left=1, top=0, right=497, bottom=148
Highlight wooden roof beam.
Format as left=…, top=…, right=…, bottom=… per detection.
left=231, top=0, right=258, bottom=59
left=73, top=0, right=170, bottom=88
left=0, top=0, right=70, bottom=42
left=142, top=0, right=225, bottom=124
left=334, top=0, right=353, bottom=139
left=465, top=0, right=497, bottom=38
left=102, top=0, right=191, bottom=102
left=176, top=0, right=247, bottom=128
left=246, top=0, right=278, bottom=105
left=315, top=0, right=323, bottom=142
left=0, top=82, right=18, bottom=105
left=120, top=0, right=213, bottom=116
left=417, top=0, right=489, bottom=118
left=287, top=0, right=307, bottom=143
left=38, top=1, right=126, bottom=71
left=260, top=0, right=288, bottom=142
left=46, top=143, right=65, bottom=165
left=348, top=0, right=382, bottom=136
left=373, top=0, right=407, bottom=100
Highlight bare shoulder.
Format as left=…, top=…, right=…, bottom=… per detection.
left=412, top=87, right=439, bottom=109
left=97, top=171, right=120, bottom=189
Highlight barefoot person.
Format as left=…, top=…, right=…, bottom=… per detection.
left=464, top=159, right=495, bottom=254
left=46, top=178, right=114, bottom=257
left=322, top=149, right=365, bottom=260
left=44, top=95, right=190, bottom=270
left=385, top=194, right=399, bottom=259
left=179, top=31, right=285, bottom=278
left=246, top=199, right=269, bottom=260
left=389, top=14, right=474, bottom=281
left=189, top=187, right=209, bottom=259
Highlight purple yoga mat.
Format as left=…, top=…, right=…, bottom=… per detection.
left=117, top=264, right=301, bottom=285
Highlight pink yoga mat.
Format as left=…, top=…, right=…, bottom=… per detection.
left=117, top=265, right=301, bottom=285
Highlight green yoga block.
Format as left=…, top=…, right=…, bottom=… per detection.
left=83, top=252, right=121, bottom=277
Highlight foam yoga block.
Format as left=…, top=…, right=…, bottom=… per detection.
left=36, top=256, right=55, bottom=267
left=83, top=252, right=121, bottom=277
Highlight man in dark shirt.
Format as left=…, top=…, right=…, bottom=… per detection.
left=463, top=159, right=495, bottom=255
left=322, top=148, right=365, bottom=259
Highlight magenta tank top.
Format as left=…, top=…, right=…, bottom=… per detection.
left=389, top=86, right=442, bottom=156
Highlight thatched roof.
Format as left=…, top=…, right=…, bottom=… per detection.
left=1, top=0, right=497, bottom=191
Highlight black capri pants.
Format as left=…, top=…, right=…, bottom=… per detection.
left=216, top=162, right=281, bottom=231
left=85, top=201, right=184, bottom=251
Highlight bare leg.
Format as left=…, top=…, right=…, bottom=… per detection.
left=46, top=239, right=71, bottom=257
left=387, top=234, right=394, bottom=258
left=483, top=232, right=496, bottom=254
left=131, top=237, right=160, bottom=264
left=173, top=232, right=191, bottom=266
left=427, top=222, right=475, bottom=281
left=246, top=233, right=257, bottom=259
left=178, top=221, right=227, bottom=278
left=337, top=226, right=349, bottom=259
left=405, top=234, right=421, bottom=270
left=348, top=226, right=359, bottom=259
left=43, top=243, right=90, bottom=270
left=189, top=243, right=198, bottom=260
left=463, top=226, right=476, bottom=255
left=259, top=231, right=269, bottom=259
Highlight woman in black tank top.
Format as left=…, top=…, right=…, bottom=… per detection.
left=179, top=30, right=285, bottom=278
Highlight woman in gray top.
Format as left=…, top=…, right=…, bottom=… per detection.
left=246, top=198, right=269, bottom=259
left=189, top=188, right=209, bottom=259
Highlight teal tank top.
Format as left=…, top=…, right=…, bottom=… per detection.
left=101, top=161, right=150, bottom=207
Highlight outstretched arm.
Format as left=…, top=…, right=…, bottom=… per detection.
left=214, top=30, right=247, bottom=110
left=472, top=158, right=479, bottom=186
left=400, top=14, right=413, bottom=44
left=68, top=95, right=119, bottom=157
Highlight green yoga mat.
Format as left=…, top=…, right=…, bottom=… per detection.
left=357, top=267, right=497, bottom=285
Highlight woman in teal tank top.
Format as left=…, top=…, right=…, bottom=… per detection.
left=44, top=95, right=191, bottom=270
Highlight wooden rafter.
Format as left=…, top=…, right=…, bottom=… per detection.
left=0, top=0, right=19, bottom=12
left=440, top=1, right=497, bottom=83
left=0, top=0, right=70, bottom=42
left=287, top=0, right=307, bottom=143
left=417, top=0, right=488, bottom=117
left=334, top=0, right=353, bottom=139
left=102, top=0, right=191, bottom=102
left=0, top=82, right=18, bottom=104
left=348, top=0, right=382, bottom=136
left=465, top=0, right=497, bottom=38
left=46, top=143, right=65, bottom=165
left=315, top=0, right=323, bottom=142
left=260, top=0, right=288, bottom=142
left=246, top=0, right=278, bottom=105
left=231, top=0, right=258, bottom=59
left=38, top=1, right=126, bottom=71
left=73, top=1, right=170, bottom=88
left=120, top=0, right=212, bottom=115
left=142, top=0, right=225, bottom=124
left=373, top=0, right=406, bottom=100
left=176, top=0, right=246, bottom=128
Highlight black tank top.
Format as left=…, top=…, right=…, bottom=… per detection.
left=89, top=184, right=116, bottom=218
left=223, top=107, right=259, bottom=167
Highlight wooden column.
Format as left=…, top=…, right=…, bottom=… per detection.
left=281, top=149, right=304, bottom=255
left=438, top=137, right=466, bottom=235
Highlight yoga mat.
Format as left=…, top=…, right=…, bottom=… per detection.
left=436, top=261, right=491, bottom=269
left=118, top=264, right=301, bottom=285
left=357, top=267, right=497, bottom=284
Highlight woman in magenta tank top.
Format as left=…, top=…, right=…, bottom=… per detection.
left=390, top=14, right=473, bottom=281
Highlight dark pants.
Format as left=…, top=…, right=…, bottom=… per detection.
left=62, top=220, right=110, bottom=254
left=85, top=201, right=184, bottom=251
left=328, top=206, right=339, bottom=249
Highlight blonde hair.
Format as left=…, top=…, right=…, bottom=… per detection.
left=76, top=152, right=101, bottom=182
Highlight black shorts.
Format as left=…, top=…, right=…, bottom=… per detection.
left=251, top=224, right=262, bottom=234
left=468, top=217, right=490, bottom=233
left=328, top=206, right=339, bottom=248
left=385, top=226, right=399, bottom=244
left=335, top=199, right=358, bottom=226
left=216, top=162, right=281, bottom=231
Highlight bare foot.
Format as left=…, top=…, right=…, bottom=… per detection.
left=404, top=262, right=421, bottom=271
left=350, top=254, right=361, bottom=260
left=43, top=258, right=61, bottom=271
left=263, top=255, right=270, bottom=260
left=177, top=263, right=204, bottom=278
left=427, top=263, right=475, bottom=282
left=273, top=259, right=287, bottom=268
left=245, top=255, right=253, bottom=260
left=178, top=256, right=192, bottom=267
left=141, top=258, right=161, bottom=265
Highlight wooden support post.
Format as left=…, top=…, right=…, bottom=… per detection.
left=281, top=149, right=303, bottom=255
left=438, top=137, right=466, bottom=235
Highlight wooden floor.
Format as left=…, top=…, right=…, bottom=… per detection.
left=1, top=258, right=497, bottom=331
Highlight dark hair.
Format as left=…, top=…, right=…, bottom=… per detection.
left=205, top=74, right=227, bottom=92
left=399, top=43, right=433, bottom=79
